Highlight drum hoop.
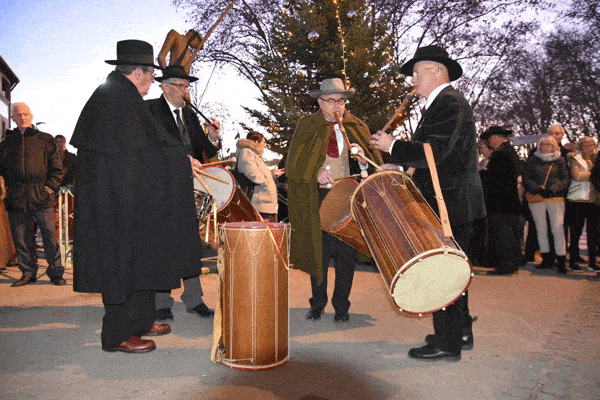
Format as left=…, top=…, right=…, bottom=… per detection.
left=390, top=247, right=473, bottom=315
left=199, top=166, right=236, bottom=212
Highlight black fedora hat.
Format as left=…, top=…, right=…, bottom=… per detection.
left=480, top=126, right=513, bottom=141
left=400, top=45, right=463, bottom=81
left=156, top=65, right=198, bottom=83
left=105, top=39, right=161, bottom=69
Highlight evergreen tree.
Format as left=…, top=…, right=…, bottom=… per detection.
left=243, top=0, right=412, bottom=156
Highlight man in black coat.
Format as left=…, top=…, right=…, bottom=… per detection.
left=480, top=126, right=523, bottom=275
left=371, top=45, right=486, bottom=361
left=71, top=40, right=204, bottom=353
left=146, top=65, right=220, bottom=321
left=0, top=102, right=65, bottom=287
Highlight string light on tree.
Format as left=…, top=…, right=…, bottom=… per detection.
left=333, top=0, right=351, bottom=89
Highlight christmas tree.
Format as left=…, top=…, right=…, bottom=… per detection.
left=244, top=0, right=413, bottom=156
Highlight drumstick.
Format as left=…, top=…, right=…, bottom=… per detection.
left=193, top=170, right=215, bottom=197
left=201, top=159, right=236, bottom=167
left=192, top=167, right=229, bottom=184
left=334, top=112, right=382, bottom=171
left=333, top=174, right=362, bottom=182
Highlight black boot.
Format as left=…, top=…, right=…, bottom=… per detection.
left=536, top=252, right=554, bottom=269
left=556, top=255, right=567, bottom=274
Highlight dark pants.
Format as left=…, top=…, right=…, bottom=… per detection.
left=156, top=275, right=204, bottom=311
left=309, top=231, right=357, bottom=314
left=431, top=222, right=473, bottom=354
left=8, top=208, right=64, bottom=279
left=101, top=290, right=156, bottom=349
left=309, top=188, right=357, bottom=313
left=568, top=202, right=599, bottom=265
left=486, top=214, right=522, bottom=273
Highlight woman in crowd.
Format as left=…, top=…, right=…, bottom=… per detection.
left=235, top=131, right=284, bottom=222
left=522, top=135, right=570, bottom=273
left=566, top=137, right=599, bottom=271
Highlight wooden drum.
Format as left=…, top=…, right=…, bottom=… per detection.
left=320, top=179, right=370, bottom=256
left=350, top=170, right=473, bottom=315
left=219, top=222, right=290, bottom=370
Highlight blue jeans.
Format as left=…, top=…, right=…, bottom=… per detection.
left=8, top=208, right=64, bottom=278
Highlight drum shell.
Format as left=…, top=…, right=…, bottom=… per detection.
left=350, top=170, right=472, bottom=315
left=219, top=222, right=290, bottom=370
left=320, top=179, right=370, bottom=256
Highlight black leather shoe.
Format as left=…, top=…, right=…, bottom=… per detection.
left=408, top=344, right=460, bottom=361
left=156, top=308, right=174, bottom=321
left=187, top=303, right=214, bottom=318
left=333, top=311, right=349, bottom=323
left=11, top=275, right=37, bottom=287
left=50, top=277, right=67, bottom=286
left=306, top=307, right=324, bottom=321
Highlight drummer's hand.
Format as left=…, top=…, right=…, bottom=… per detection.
left=370, top=131, right=394, bottom=153
left=205, top=118, right=221, bottom=142
left=381, top=163, right=399, bottom=171
left=317, top=168, right=334, bottom=185
left=189, top=155, right=203, bottom=170
left=349, top=144, right=367, bottom=166
left=273, top=167, right=285, bottom=177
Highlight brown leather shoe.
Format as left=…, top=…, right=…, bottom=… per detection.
left=103, top=336, right=156, bottom=353
left=143, top=323, right=171, bottom=336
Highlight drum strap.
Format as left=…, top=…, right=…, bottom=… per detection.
left=423, top=143, right=453, bottom=238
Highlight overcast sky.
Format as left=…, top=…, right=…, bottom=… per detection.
left=0, top=0, right=259, bottom=154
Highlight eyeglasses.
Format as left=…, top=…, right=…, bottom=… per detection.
left=412, top=66, right=437, bottom=78
left=319, top=98, right=346, bottom=105
left=141, top=67, right=156, bottom=78
left=167, top=82, right=191, bottom=90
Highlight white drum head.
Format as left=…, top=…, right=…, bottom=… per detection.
left=193, top=166, right=235, bottom=210
left=390, top=249, right=472, bottom=315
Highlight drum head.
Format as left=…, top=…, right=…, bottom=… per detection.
left=390, top=249, right=472, bottom=315
left=320, top=179, right=358, bottom=232
left=193, top=166, right=235, bottom=210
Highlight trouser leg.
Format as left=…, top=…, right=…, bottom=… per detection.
left=181, top=275, right=204, bottom=310
left=155, top=290, right=175, bottom=310
left=34, top=208, right=64, bottom=278
left=8, top=211, right=38, bottom=277
left=102, top=290, right=156, bottom=349
left=330, top=238, right=357, bottom=314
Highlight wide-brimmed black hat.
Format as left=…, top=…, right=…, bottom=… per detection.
left=105, top=40, right=161, bottom=69
left=155, top=65, right=198, bottom=83
left=480, top=126, right=513, bottom=141
left=400, top=45, right=463, bottom=81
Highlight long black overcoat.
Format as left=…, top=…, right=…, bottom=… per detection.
left=70, top=72, right=203, bottom=304
left=390, top=85, right=486, bottom=226
left=485, top=141, right=522, bottom=215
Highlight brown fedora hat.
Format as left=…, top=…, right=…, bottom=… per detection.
left=105, top=40, right=161, bottom=69
left=401, top=45, right=463, bottom=81
left=155, top=65, right=198, bottom=83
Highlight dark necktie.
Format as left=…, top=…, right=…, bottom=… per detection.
left=174, top=109, right=191, bottom=146
left=326, top=122, right=339, bottom=158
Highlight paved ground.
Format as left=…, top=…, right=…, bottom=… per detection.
left=1, top=254, right=599, bottom=400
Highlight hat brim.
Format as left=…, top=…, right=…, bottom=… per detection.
left=401, top=56, right=463, bottom=81
left=105, top=60, right=163, bottom=69
left=156, top=75, right=198, bottom=83
left=309, top=88, right=356, bottom=99
left=480, top=130, right=513, bottom=141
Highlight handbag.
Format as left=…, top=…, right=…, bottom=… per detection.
left=525, top=162, right=553, bottom=203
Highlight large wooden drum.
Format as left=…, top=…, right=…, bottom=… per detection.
left=219, top=222, right=290, bottom=370
left=350, top=170, right=473, bottom=315
left=320, top=179, right=370, bottom=256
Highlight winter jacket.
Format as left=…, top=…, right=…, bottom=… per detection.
left=522, top=150, right=569, bottom=200
left=0, top=127, right=63, bottom=212
left=236, top=138, right=278, bottom=214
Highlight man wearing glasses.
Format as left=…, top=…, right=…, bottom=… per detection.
left=286, top=78, right=382, bottom=323
left=371, top=45, right=485, bottom=361
left=146, top=64, right=220, bottom=321
left=71, top=40, right=204, bottom=353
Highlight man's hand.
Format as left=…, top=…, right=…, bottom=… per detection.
left=370, top=130, right=394, bottom=153
left=349, top=144, right=367, bottom=166
left=205, top=118, right=221, bottom=142
left=189, top=155, right=202, bottom=170
left=317, top=168, right=334, bottom=185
